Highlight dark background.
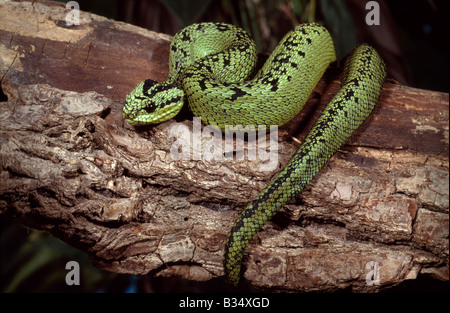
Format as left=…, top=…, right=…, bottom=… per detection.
left=62, top=0, right=449, bottom=92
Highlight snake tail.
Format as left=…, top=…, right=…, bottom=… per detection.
left=223, top=44, right=386, bottom=286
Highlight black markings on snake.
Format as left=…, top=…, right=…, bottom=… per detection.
left=229, top=87, right=249, bottom=101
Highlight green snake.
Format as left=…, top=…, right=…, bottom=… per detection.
left=123, top=22, right=386, bottom=286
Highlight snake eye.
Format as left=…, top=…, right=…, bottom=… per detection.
left=143, top=102, right=156, bottom=114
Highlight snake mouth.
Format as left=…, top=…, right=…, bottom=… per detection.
left=122, top=110, right=169, bottom=126
left=123, top=117, right=148, bottom=126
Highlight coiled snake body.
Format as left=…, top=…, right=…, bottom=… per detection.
left=123, top=22, right=386, bottom=286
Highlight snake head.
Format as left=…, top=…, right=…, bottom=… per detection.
left=123, top=79, right=184, bottom=126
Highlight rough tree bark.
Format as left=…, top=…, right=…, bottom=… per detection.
left=0, top=1, right=448, bottom=292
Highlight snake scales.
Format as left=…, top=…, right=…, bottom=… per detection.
left=123, top=22, right=386, bottom=286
